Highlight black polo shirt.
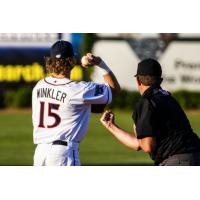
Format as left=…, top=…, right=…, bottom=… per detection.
left=132, top=85, right=200, bottom=165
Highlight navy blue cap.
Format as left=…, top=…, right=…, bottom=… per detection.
left=135, top=58, right=162, bottom=77
left=50, top=40, right=74, bottom=58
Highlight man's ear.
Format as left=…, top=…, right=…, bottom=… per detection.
left=136, top=76, right=142, bottom=86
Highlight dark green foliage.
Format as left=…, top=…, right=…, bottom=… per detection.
left=0, top=91, right=5, bottom=108
left=81, top=33, right=97, bottom=56
left=173, top=90, right=200, bottom=109
left=4, top=90, right=16, bottom=107
left=4, top=86, right=32, bottom=108
left=2, top=86, right=200, bottom=110
left=80, top=33, right=97, bottom=81
left=109, top=90, right=140, bottom=110
left=110, top=89, right=200, bottom=110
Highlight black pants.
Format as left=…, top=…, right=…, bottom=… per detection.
left=159, top=152, right=200, bottom=166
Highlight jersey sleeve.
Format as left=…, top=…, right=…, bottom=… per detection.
left=69, top=82, right=112, bottom=105
left=133, top=98, right=157, bottom=139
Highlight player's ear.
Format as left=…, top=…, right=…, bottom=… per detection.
left=136, top=76, right=142, bottom=86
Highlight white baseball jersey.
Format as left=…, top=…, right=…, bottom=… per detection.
left=32, top=76, right=112, bottom=144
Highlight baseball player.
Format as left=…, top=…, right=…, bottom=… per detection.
left=101, top=58, right=200, bottom=166
left=32, top=40, right=120, bottom=166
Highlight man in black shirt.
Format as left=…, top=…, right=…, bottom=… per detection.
left=100, top=58, right=200, bottom=165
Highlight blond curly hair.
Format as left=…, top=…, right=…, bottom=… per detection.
left=45, top=57, right=74, bottom=75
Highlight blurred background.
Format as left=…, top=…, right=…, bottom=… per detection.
left=1, top=33, right=200, bottom=165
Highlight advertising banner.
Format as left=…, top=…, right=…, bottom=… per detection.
left=160, top=41, right=200, bottom=91
left=93, top=39, right=200, bottom=91
left=0, top=34, right=83, bottom=87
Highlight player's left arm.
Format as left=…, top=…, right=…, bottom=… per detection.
left=80, top=53, right=120, bottom=113
left=81, top=53, right=121, bottom=96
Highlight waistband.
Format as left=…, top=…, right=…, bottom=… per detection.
left=53, top=140, right=68, bottom=146
left=158, top=152, right=200, bottom=165
left=168, top=152, right=200, bottom=159
left=52, top=140, right=79, bottom=150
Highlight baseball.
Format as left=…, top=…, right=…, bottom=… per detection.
left=81, top=56, right=91, bottom=67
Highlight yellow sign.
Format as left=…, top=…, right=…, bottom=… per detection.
left=0, top=63, right=83, bottom=82
left=71, top=65, right=83, bottom=80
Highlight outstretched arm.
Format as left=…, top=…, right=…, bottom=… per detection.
left=100, top=110, right=140, bottom=150
left=100, top=110, right=156, bottom=153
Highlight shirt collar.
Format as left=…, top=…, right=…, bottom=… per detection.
left=142, top=84, right=161, bottom=97
left=44, top=76, right=72, bottom=85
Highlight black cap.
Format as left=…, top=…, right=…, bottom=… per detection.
left=50, top=40, right=74, bottom=58
left=135, top=58, right=162, bottom=77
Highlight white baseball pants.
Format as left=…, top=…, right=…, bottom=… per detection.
left=33, top=142, right=80, bottom=166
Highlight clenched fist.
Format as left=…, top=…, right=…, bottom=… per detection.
left=81, top=53, right=102, bottom=68
left=100, top=110, right=115, bottom=129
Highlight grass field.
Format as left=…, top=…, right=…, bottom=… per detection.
left=0, top=109, right=200, bottom=166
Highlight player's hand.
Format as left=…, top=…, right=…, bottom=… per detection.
left=81, top=53, right=102, bottom=68
left=100, top=110, right=115, bottom=129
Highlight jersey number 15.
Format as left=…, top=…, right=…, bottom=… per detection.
left=38, top=101, right=61, bottom=128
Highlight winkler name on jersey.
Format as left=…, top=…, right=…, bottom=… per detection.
left=37, top=88, right=67, bottom=103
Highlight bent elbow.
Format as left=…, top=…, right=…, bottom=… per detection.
left=135, top=146, right=141, bottom=151
left=142, top=146, right=153, bottom=153
left=129, top=142, right=141, bottom=151
left=139, top=137, right=155, bottom=153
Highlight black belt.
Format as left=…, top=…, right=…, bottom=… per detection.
left=52, top=140, right=68, bottom=146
